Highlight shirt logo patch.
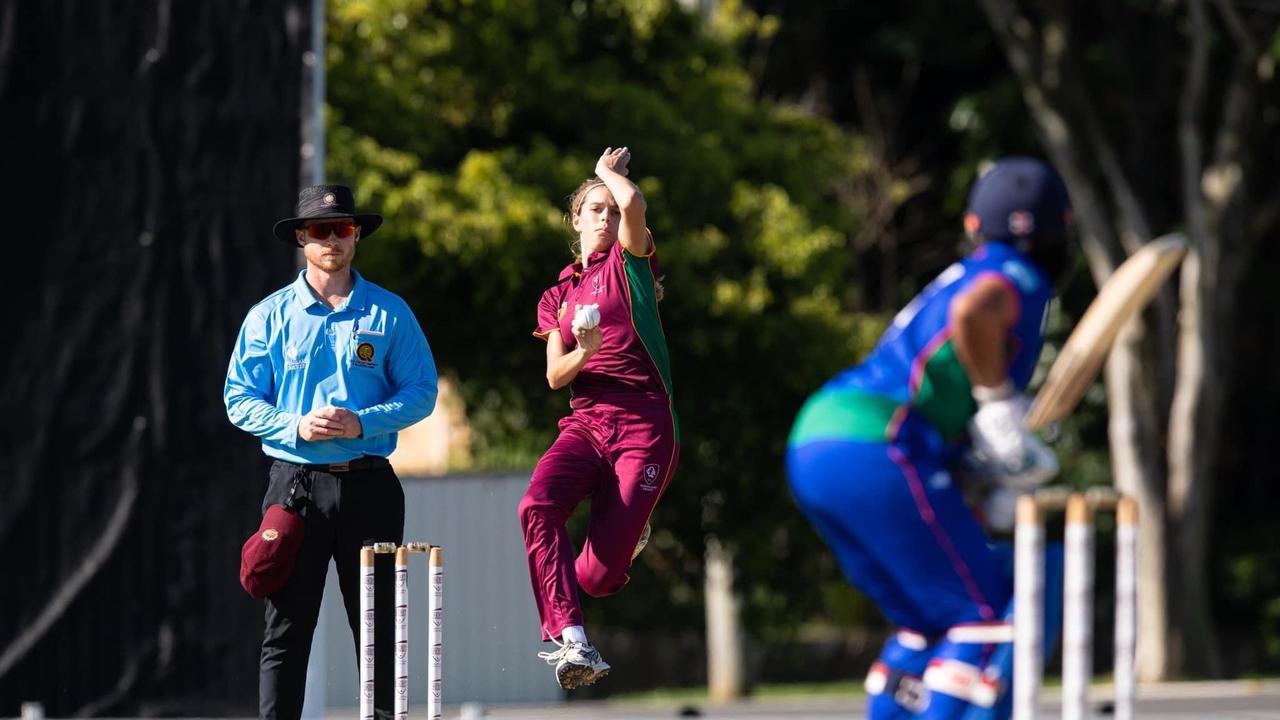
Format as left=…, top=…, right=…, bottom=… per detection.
left=261, top=529, right=279, bottom=541
left=558, top=302, right=567, bottom=320
left=640, top=463, right=661, bottom=491
left=354, top=341, right=377, bottom=368
left=1002, top=259, right=1040, bottom=293
left=285, top=345, right=307, bottom=370
left=590, top=274, right=605, bottom=296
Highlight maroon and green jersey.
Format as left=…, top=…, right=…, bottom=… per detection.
left=534, top=235, right=675, bottom=403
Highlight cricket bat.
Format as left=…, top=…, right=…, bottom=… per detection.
left=1024, top=233, right=1188, bottom=431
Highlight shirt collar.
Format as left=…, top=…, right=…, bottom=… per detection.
left=291, top=270, right=322, bottom=309
left=346, top=270, right=368, bottom=311
left=290, top=269, right=367, bottom=311
left=558, top=249, right=610, bottom=281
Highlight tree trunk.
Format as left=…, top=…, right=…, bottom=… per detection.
left=1106, top=328, right=1172, bottom=680
left=1164, top=248, right=1224, bottom=677
left=705, top=537, right=746, bottom=702
left=1163, top=0, right=1263, bottom=677
left=979, top=0, right=1180, bottom=680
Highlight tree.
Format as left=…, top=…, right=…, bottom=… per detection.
left=743, top=0, right=1032, bottom=311
left=979, top=0, right=1279, bottom=679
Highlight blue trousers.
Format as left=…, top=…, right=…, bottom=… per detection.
left=788, top=437, right=1062, bottom=719
left=788, top=438, right=1010, bottom=634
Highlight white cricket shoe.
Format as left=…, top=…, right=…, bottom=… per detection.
left=632, top=522, right=651, bottom=561
left=537, top=640, right=611, bottom=689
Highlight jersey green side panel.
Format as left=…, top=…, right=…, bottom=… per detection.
left=788, top=389, right=900, bottom=445
left=668, top=396, right=682, bottom=445
left=623, top=250, right=674, bottom=396
left=623, top=249, right=680, bottom=443
left=912, top=340, right=976, bottom=440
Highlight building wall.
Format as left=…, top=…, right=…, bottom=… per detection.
left=317, top=472, right=563, bottom=708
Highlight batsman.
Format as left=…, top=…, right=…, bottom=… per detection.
left=786, top=157, right=1074, bottom=719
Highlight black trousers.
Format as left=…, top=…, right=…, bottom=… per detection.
left=258, top=459, right=405, bottom=720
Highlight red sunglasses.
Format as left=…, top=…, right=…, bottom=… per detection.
left=303, top=220, right=357, bottom=240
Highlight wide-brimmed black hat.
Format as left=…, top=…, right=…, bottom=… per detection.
left=273, top=184, right=383, bottom=244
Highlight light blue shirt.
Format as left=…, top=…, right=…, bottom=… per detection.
left=224, top=269, right=438, bottom=464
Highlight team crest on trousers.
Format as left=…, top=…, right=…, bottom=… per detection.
left=641, top=463, right=661, bottom=491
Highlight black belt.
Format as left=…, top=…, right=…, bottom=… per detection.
left=286, top=456, right=391, bottom=474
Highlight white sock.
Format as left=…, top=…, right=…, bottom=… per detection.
left=560, top=625, right=588, bottom=645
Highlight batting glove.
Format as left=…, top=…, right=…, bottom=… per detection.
left=968, top=381, right=1059, bottom=490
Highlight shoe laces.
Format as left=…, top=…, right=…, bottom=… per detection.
left=538, top=639, right=598, bottom=665
left=537, top=637, right=570, bottom=665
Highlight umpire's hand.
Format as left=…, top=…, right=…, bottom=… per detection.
left=299, top=406, right=362, bottom=441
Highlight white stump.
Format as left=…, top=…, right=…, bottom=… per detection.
left=1013, top=496, right=1044, bottom=720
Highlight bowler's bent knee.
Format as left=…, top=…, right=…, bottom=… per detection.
left=576, top=558, right=629, bottom=597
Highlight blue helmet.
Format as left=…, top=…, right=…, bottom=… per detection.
left=965, top=157, right=1076, bottom=287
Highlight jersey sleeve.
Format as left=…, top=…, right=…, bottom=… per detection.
left=618, top=229, right=662, bottom=296
left=223, top=304, right=300, bottom=449
left=618, top=227, right=656, bottom=260
left=994, top=252, right=1055, bottom=390
left=356, top=302, right=439, bottom=438
left=533, top=285, right=566, bottom=340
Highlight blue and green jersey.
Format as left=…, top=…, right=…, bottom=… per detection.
left=791, top=242, right=1052, bottom=447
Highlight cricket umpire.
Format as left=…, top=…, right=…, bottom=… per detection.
left=225, top=184, right=438, bottom=719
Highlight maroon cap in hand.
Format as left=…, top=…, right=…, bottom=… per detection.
left=240, top=503, right=305, bottom=599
